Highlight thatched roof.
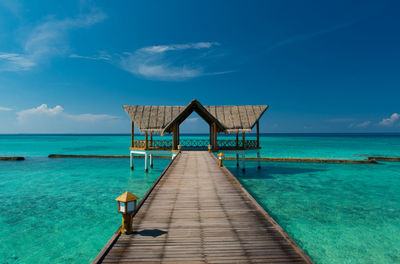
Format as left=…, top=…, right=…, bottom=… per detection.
left=123, top=99, right=268, bottom=135
left=205, top=105, right=268, bottom=133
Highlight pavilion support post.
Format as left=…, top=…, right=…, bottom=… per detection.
left=213, top=123, right=217, bottom=150
left=144, top=153, right=149, bottom=172
left=130, top=152, right=134, bottom=170
left=150, top=132, right=153, bottom=147
left=209, top=125, right=212, bottom=146
left=256, top=121, right=260, bottom=148
left=257, top=151, right=261, bottom=169
left=172, top=124, right=177, bottom=150
left=242, top=151, right=246, bottom=172
left=145, top=132, right=148, bottom=150
left=236, top=153, right=239, bottom=167
left=242, top=132, right=246, bottom=150
left=177, top=125, right=180, bottom=146
left=150, top=154, right=153, bottom=168
left=131, top=121, right=134, bottom=148
left=236, top=133, right=239, bottom=148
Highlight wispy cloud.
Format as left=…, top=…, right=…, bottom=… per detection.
left=0, top=0, right=22, bottom=16
left=17, top=104, right=119, bottom=123
left=119, top=42, right=223, bottom=81
left=12, top=104, right=123, bottom=133
left=267, top=21, right=356, bottom=52
left=17, top=104, right=63, bottom=121
left=0, top=106, right=13, bottom=111
left=377, top=113, right=399, bottom=127
left=140, top=42, right=218, bottom=54
left=71, top=42, right=232, bottom=81
left=69, top=52, right=111, bottom=61
left=349, top=121, right=371, bottom=128
left=0, top=9, right=106, bottom=71
left=185, top=117, right=199, bottom=123
left=326, top=118, right=355, bottom=123
left=64, top=113, right=119, bottom=122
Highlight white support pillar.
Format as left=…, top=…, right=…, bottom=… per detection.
left=257, top=151, right=261, bottom=169
left=144, top=152, right=149, bottom=172
left=130, top=152, right=134, bottom=170
left=242, top=151, right=246, bottom=172
left=236, top=153, right=239, bottom=167
left=150, top=154, right=153, bottom=168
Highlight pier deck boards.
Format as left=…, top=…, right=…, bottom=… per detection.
left=101, top=151, right=313, bottom=263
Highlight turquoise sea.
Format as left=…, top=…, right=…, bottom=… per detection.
left=0, top=134, right=400, bottom=263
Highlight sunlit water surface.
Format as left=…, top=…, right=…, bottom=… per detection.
left=0, top=134, right=399, bottom=263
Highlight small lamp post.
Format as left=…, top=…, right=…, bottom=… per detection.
left=177, top=144, right=181, bottom=153
left=115, top=191, right=139, bottom=234
left=218, top=153, right=225, bottom=167
left=208, top=145, right=212, bottom=153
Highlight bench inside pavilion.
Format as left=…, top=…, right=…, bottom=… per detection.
left=123, top=99, right=269, bottom=171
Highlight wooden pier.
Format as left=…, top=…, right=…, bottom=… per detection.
left=94, top=151, right=313, bottom=263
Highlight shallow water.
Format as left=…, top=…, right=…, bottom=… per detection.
left=227, top=160, right=400, bottom=263
left=0, top=157, right=170, bottom=263
left=0, top=134, right=399, bottom=263
left=1, top=133, right=400, bottom=159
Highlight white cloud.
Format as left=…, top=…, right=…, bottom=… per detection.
left=6, top=103, right=125, bottom=133
left=0, top=9, right=106, bottom=71
left=0, top=106, right=12, bottom=111
left=17, top=104, right=63, bottom=121
left=118, top=42, right=224, bottom=81
left=267, top=21, right=356, bottom=52
left=378, top=113, right=400, bottom=127
left=17, top=104, right=119, bottom=123
left=139, top=42, right=219, bottom=54
left=185, top=117, right=199, bottom=123
left=349, top=121, right=371, bottom=128
left=69, top=52, right=111, bottom=61
left=326, top=118, right=355, bottom=123
left=65, top=113, right=119, bottom=122
left=0, top=0, right=22, bottom=16
left=72, top=42, right=231, bottom=81
left=0, top=53, right=36, bottom=71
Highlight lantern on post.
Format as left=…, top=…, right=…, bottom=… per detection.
left=218, top=153, right=225, bottom=167
left=115, top=191, right=139, bottom=234
left=177, top=144, right=181, bottom=153
left=208, top=145, right=212, bottom=153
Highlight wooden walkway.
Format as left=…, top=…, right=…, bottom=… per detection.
left=99, top=151, right=313, bottom=263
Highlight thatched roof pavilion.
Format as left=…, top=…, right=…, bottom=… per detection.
left=123, top=99, right=268, bottom=151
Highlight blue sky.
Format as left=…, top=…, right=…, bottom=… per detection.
left=0, top=0, right=399, bottom=133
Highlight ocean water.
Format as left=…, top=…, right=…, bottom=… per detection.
left=0, top=156, right=171, bottom=263
left=2, top=133, right=400, bottom=159
left=227, top=161, right=400, bottom=264
left=0, top=134, right=400, bottom=263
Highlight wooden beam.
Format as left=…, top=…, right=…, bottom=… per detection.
left=256, top=121, right=260, bottom=148
left=236, top=133, right=239, bottom=147
left=209, top=125, right=212, bottom=146
left=150, top=132, right=153, bottom=147
left=177, top=125, right=180, bottom=146
left=172, top=124, right=177, bottom=150
left=131, top=121, right=134, bottom=148
left=242, top=132, right=245, bottom=150
left=145, top=132, right=148, bottom=149
left=213, top=122, right=217, bottom=150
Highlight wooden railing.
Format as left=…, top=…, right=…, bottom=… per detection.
left=131, top=139, right=259, bottom=150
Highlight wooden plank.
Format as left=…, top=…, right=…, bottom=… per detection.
left=98, top=151, right=314, bottom=264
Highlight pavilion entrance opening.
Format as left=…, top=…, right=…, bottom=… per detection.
left=176, top=112, right=211, bottom=150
